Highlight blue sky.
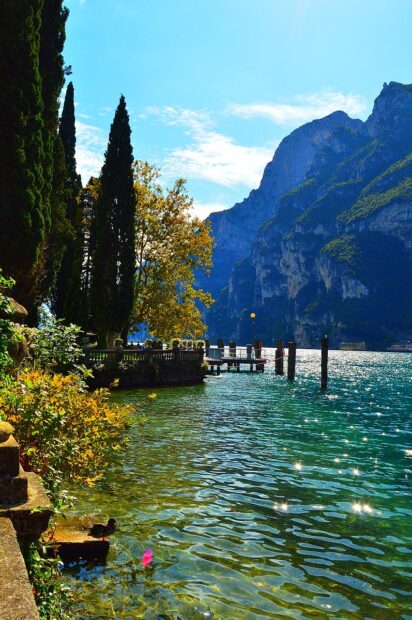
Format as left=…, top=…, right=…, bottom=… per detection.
left=65, top=0, right=412, bottom=219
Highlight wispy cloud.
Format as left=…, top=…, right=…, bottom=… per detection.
left=76, top=120, right=106, bottom=182
left=192, top=201, right=229, bottom=220
left=228, top=91, right=367, bottom=126
left=148, top=107, right=275, bottom=188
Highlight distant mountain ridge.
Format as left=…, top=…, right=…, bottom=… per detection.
left=199, top=110, right=362, bottom=297
left=204, top=82, right=412, bottom=348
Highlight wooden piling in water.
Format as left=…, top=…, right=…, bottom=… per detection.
left=287, top=342, right=296, bottom=381
left=275, top=339, right=284, bottom=375
left=254, top=340, right=264, bottom=372
left=321, top=335, right=328, bottom=389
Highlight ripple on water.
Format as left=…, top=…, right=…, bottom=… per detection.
left=64, top=350, right=412, bottom=618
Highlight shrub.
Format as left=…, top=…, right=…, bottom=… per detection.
left=0, top=370, right=134, bottom=499
left=31, top=314, right=84, bottom=374
left=26, top=542, right=72, bottom=619
left=0, top=270, right=14, bottom=376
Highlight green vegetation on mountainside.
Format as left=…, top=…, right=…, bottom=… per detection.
left=340, top=153, right=412, bottom=223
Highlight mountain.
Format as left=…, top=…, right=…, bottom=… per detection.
left=205, top=82, right=412, bottom=349
left=198, top=111, right=363, bottom=297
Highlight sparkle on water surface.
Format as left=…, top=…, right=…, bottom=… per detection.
left=64, top=350, right=412, bottom=619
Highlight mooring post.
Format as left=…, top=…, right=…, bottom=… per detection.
left=287, top=341, right=296, bottom=381
left=246, top=344, right=253, bottom=371
left=321, top=335, right=328, bottom=389
left=275, top=339, right=284, bottom=375
left=255, top=340, right=264, bottom=372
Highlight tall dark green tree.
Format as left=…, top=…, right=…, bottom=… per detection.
left=53, top=81, right=82, bottom=322
left=37, top=0, right=71, bottom=312
left=0, top=1, right=47, bottom=308
left=91, top=96, right=136, bottom=348
left=73, top=176, right=100, bottom=330
left=0, top=0, right=69, bottom=319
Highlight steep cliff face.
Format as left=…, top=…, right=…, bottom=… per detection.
left=199, top=111, right=363, bottom=297
left=206, top=82, right=412, bottom=348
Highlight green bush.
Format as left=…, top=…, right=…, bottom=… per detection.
left=0, top=270, right=14, bottom=377
left=31, top=313, right=84, bottom=373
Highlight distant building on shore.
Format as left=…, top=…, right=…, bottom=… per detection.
left=340, top=342, right=366, bottom=351
left=387, top=342, right=412, bottom=352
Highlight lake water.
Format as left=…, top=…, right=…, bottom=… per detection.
left=64, top=350, right=412, bottom=619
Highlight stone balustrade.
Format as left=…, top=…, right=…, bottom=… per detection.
left=0, top=432, right=53, bottom=618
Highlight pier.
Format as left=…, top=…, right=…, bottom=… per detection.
left=205, top=343, right=267, bottom=374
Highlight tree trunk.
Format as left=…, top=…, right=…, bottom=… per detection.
left=97, top=330, right=108, bottom=349
left=121, top=323, right=129, bottom=347
left=107, top=330, right=117, bottom=350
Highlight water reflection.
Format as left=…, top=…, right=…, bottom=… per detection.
left=64, top=350, right=412, bottom=618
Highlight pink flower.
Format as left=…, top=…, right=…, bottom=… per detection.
left=141, top=549, right=153, bottom=568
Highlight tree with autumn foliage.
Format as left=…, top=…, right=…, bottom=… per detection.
left=127, top=161, right=214, bottom=342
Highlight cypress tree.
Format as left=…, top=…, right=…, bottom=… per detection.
left=0, top=0, right=69, bottom=318
left=53, top=81, right=82, bottom=322
left=0, top=1, right=47, bottom=308
left=36, top=0, right=70, bottom=317
left=91, top=96, right=136, bottom=348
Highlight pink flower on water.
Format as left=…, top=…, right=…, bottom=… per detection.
left=141, top=549, right=153, bottom=568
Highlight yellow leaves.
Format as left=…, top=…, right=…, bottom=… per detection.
left=0, top=369, right=131, bottom=488
left=132, top=160, right=214, bottom=341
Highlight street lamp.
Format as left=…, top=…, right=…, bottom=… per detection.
left=250, top=312, right=256, bottom=342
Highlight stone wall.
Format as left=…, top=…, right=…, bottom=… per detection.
left=0, top=518, right=39, bottom=619
left=0, top=432, right=53, bottom=618
left=87, top=353, right=206, bottom=389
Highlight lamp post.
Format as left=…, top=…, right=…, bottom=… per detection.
left=250, top=312, right=256, bottom=342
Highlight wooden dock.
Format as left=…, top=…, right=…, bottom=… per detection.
left=206, top=346, right=266, bottom=374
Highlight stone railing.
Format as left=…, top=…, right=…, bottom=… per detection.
left=84, top=348, right=203, bottom=364
left=0, top=432, right=53, bottom=619
left=84, top=348, right=205, bottom=389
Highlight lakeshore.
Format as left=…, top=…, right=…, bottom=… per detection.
left=63, top=349, right=412, bottom=618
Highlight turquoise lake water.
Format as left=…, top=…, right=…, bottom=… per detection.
left=64, top=350, right=412, bottom=619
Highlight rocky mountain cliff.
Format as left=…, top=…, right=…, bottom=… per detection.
left=199, top=111, right=362, bottom=297
left=205, top=82, right=412, bottom=348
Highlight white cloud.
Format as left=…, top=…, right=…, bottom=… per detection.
left=191, top=201, right=229, bottom=220
left=228, top=91, right=367, bottom=126
left=148, top=106, right=275, bottom=188
left=76, top=120, right=106, bottom=182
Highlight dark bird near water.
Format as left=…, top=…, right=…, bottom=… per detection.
left=88, top=518, right=117, bottom=541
